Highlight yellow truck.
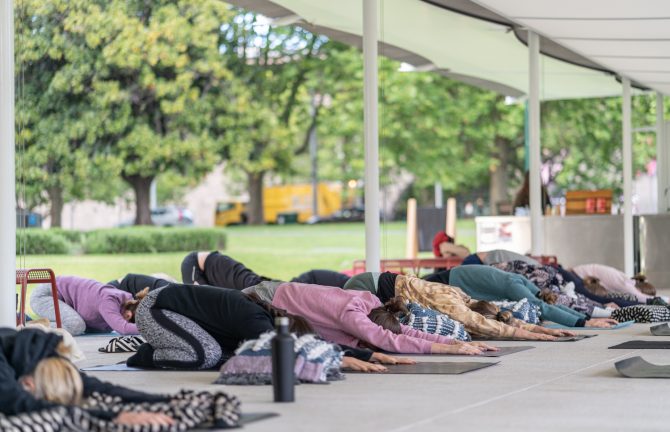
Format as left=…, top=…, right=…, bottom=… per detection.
left=215, top=183, right=342, bottom=226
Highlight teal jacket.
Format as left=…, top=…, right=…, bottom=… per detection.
left=448, top=265, right=587, bottom=327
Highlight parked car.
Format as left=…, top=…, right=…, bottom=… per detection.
left=118, top=206, right=194, bottom=227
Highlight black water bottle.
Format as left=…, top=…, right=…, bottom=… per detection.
left=272, top=317, right=295, bottom=402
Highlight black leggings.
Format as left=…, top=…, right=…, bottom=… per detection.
left=180, top=252, right=350, bottom=289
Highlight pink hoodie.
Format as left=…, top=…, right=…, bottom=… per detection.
left=272, top=282, right=455, bottom=354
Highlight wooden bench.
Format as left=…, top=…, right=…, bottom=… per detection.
left=352, top=257, right=464, bottom=275
left=16, top=268, right=62, bottom=328
left=565, top=190, right=612, bottom=215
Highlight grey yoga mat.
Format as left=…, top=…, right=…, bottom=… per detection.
left=409, top=346, right=534, bottom=357
left=193, top=412, right=279, bottom=431
left=650, top=323, right=670, bottom=336
left=81, top=363, right=217, bottom=372
left=615, top=356, right=670, bottom=378
left=347, top=361, right=499, bottom=375
left=609, top=340, right=670, bottom=349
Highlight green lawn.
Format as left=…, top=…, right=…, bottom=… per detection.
left=17, top=220, right=475, bottom=315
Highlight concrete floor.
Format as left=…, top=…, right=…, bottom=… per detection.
left=76, top=323, right=670, bottom=432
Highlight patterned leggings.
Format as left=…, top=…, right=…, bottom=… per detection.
left=133, top=288, right=223, bottom=369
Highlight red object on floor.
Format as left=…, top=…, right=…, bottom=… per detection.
left=16, top=268, right=62, bottom=328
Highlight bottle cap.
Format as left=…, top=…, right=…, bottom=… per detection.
left=275, top=316, right=289, bottom=327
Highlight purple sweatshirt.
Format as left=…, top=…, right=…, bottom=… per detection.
left=272, top=282, right=455, bottom=354
left=56, top=276, right=138, bottom=335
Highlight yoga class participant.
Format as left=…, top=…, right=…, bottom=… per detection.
left=180, top=251, right=350, bottom=288
left=344, top=271, right=571, bottom=340
left=423, top=266, right=618, bottom=328
left=0, top=327, right=173, bottom=426
left=30, top=276, right=139, bottom=336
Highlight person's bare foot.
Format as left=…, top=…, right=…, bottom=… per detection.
left=197, top=252, right=209, bottom=272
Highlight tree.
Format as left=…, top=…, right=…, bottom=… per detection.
left=15, top=0, right=123, bottom=226
left=211, top=12, right=328, bottom=224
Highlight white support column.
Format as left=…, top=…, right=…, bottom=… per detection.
left=363, top=0, right=380, bottom=272
left=528, top=31, right=543, bottom=255
left=622, top=78, right=634, bottom=276
left=0, top=0, right=16, bottom=327
left=434, top=182, right=443, bottom=208
left=656, top=92, right=666, bottom=213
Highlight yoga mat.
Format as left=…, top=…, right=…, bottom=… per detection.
left=76, top=332, right=120, bottom=338
left=347, top=361, right=498, bottom=375
left=609, top=340, right=670, bottom=349
left=81, top=363, right=217, bottom=372
left=615, top=356, right=670, bottom=378
left=650, top=323, right=670, bottom=336
left=544, top=320, right=635, bottom=330
left=408, top=346, right=534, bottom=357
left=554, top=335, right=597, bottom=342
left=193, top=412, right=279, bottom=431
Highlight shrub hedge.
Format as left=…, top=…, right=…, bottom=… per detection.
left=83, top=227, right=227, bottom=254
left=13, top=227, right=226, bottom=255
left=16, top=230, right=71, bottom=255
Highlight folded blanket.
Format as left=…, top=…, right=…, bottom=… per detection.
left=400, top=303, right=471, bottom=341
left=215, top=332, right=343, bottom=385
left=491, top=299, right=541, bottom=324
left=611, top=305, right=670, bottom=323
left=98, top=336, right=146, bottom=353
left=0, top=390, right=240, bottom=431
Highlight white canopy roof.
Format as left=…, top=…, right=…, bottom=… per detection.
left=474, top=0, right=670, bottom=95
left=230, top=0, right=629, bottom=100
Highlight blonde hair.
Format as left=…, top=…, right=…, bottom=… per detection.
left=32, top=356, right=83, bottom=406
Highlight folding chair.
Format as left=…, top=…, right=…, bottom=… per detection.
left=16, top=268, right=62, bottom=328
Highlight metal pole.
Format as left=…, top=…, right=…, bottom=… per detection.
left=622, top=78, right=634, bottom=276
left=309, top=96, right=318, bottom=218
left=0, top=0, right=16, bottom=327
left=656, top=92, right=666, bottom=213
left=149, top=179, right=157, bottom=209
left=363, top=0, right=380, bottom=272
left=434, top=182, right=443, bottom=208
left=528, top=31, right=543, bottom=255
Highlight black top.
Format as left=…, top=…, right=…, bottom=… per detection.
left=150, top=284, right=275, bottom=354
left=110, top=273, right=172, bottom=295
left=377, top=272, right=399, bottom=304
left=423, top=269, right=451, bottom=285
left=0, top=327, right=166, bottom=416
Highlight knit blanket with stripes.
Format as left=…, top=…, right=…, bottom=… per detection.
left=0, top=390, right=240, bottom=432
left=400, top=302, right=472, bottom=341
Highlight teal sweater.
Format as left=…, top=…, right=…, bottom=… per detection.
left=448, top=266, right=587, bottom=327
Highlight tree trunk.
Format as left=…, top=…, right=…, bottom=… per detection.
left=489, top=135, right=511, bottom=215
left=247, top=171, right=265, bottom=225
left=47, top=186, right=64, bottom=228
left=124, top=174, right=154, bottom=225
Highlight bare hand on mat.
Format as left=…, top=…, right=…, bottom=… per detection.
left=342, top=356, right=388, bottom=372
left=586, top=318, right=619, bottom=328
left=467, top=341, right=499, bottom=351
left=115, top=412, right=175, bottom=426
left=431, top=343, right=483, bottom=355
left=370, top=352, right=416, bottom=365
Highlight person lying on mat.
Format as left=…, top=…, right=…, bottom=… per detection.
left=240, top=280, right=495, bottom=355
left=29, top=275, right=139, bottom=336
left=343, top=272, right=575, bottom=340
left=422, top=266, right=618, bottom=329
left=489, top=260, right=613, bottom=318
left=0, top=327, right=173, bottom=426
left=180, top=251, right=351, bottom=288
left=120, top=276, right=419, bottom=370
left=571, top=263, right=662, bottom=303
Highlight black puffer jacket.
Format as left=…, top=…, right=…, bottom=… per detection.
left=0, top=327, right=167, bottom=416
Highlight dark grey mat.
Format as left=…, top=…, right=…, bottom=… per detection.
left=615, top=356, right=670, bottom=378
left=407, top=346, right=534, bottom=357
left=650, top=323, right=670, bottom=336
left=553, top=335, right=597, bottom=342
left=81, top=363, right=217, bottom=372
left=347, top=361, right=499, bottom=375
left=609, top=340, right=670, bottom=349
left=193, top=412, right=279, bottom=430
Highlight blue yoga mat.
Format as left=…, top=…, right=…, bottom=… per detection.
left=81, top=363, right=143, bottom=372
left=544, top=320, right=635, bottom=330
